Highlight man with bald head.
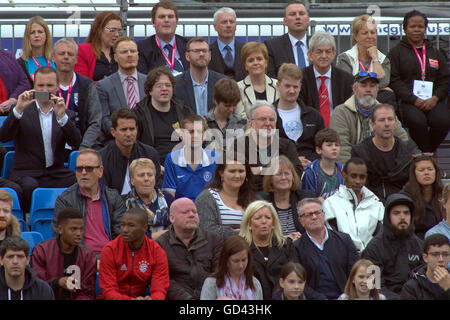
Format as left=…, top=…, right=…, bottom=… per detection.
left=156, top=198, right=222, bottom=300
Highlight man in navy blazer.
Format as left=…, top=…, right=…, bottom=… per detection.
left=0, top=67, right=81, bottom=212
left=136, top=1, right=189, bottom=76
left=97, top=37, right=146, bottom=141
left=265, top=1, right=310, bottom=78
left=174, top=37, right=226, bottom=116
left=208, top=7, right=247, bottom=81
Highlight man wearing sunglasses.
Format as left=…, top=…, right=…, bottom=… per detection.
left=330, top=71, right=409, bottom=165
left=53, top=148, right=126, bottom=257
left=401, top=233, right=450, bottom=300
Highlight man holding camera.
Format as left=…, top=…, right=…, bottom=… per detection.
left=0, top=66, right=81, bottom=213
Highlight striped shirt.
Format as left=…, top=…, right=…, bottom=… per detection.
left=209, top=189, right=243, bottom=227
left=274, top=205, right=297, bottom=235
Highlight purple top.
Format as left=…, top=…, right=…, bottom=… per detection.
left=0, top=50, right=31, bottom=99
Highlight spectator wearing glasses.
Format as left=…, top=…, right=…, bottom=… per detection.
left=400, top=233, right=450, bottom=300
left=75, top=11, right=122, bottom=81
left=134, top=66, right=190, bottom=165
left=53, top=148, right=126, bottom=256
left=351, top=104, right=419, bottom=202
left=400, top=153, right=445, bottom=240
left=330, top=72, right=409, bottom=165
left=293, top=197, right=359, bottom=300
left=174, top=37, right=226, bottom=116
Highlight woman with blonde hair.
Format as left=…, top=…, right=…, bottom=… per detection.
left=18, top=16, right=55, bottom=83
left=235, top=42, right=278, bottom=118
left=75, top=11, right=122, bottom=81
left=338, top=259, right=386, bottom=300
left=239, top=200, right=298, bottom=299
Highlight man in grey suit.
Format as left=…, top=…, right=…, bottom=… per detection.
left=174, top=37, right=226, bottom=116
left=97, top=37, right=146, bottom=141
left=208, top=7, right=246, bottom=81
left=265, top=1, right=310, bottom=78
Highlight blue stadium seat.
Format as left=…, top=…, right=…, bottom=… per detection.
left=68, top=150, right=79, bottom=172
left=0, top=116, right=15, bottom=151
left=29, top=187, right=67, bottom=241
left=96, top=272, right=101, bottom=297
left=1, top=150, right=14, bottom=179
left=0, top=187, right=26, bottom=232
left=21, top=231, right=44, bottom=256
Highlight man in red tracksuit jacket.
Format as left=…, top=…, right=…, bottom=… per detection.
left=99, top=207, right=169, bottom=300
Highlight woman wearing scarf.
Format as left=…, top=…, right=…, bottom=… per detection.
left=125, top=158, right=174, bottom=240
left=200, top=235, right=263, bottom=300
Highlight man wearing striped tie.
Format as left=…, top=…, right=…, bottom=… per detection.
left=97, top=37, right=147, bottom=143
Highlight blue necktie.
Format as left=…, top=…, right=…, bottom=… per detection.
left=296, top=40, right=306, bottom=69
left=164, top=44, right=184, bottom=72
left=224, top=45, right=234, bottom=69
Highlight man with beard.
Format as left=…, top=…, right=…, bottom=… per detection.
left=351, top=104, right=419, bottom=202
left=330, top=72, right=409, bottom=165
left=0, top=190, right=21, bottom=247
left=174, top=37, right=226, bottom=116
left=401, top=233, right=450, bottom=300
left=230, top=101, right=303, bottom=191
left=362, top=193, right=423, bottom=300
left=156, top=197, right=222, bottom=300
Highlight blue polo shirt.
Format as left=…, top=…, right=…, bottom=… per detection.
left=162, top=147, right=218, bottom=201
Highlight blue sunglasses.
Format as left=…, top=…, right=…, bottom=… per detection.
left=358, top=71, right=378, bottom=78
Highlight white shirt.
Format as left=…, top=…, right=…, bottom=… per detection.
left=121, top=163, right=131, bottom=195
left=277, top=104, right=303, bottom=142
left=313, top=66, right=334, bottom=111
left=288, top=33, right=309, bottom=67
left=306, top=227, right=329, bottom=251
left=13, top=102, right=68, bottom=168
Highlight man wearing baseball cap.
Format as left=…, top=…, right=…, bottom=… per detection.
left=329, top=71, right=410, bottom=165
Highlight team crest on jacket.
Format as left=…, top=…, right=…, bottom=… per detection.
left=138, top=260, right=149, bottom=273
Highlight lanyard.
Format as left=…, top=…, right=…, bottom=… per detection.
left=412, top=43, right=426, bottom=81
left=31, top=56, right=52, bottom=69
left=155, top=36, right=177, bottom=71
left=358, top=58, right=371, bottom=72
left=58, top=74, right=74, bottom=109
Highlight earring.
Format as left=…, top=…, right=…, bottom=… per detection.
left=249, top=226, right=252, bottom=230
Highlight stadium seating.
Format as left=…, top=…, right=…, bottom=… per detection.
left=68, top=150, right=79, bottom=172
left=0, top=116, right=15, bottom=151
left=29, top=187, right=67, bottom=241
left=1, top=150, right=14, bottom=179
left=21, top=231, right=44, bottom=255
left=0, top=187, right=27, bottom=232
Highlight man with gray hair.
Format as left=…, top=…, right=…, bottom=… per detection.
left=209, top=7, right=246, bottom=81
left=52, top=38, right=102, bottom=150
left=299, top=31, right=354, bottom=128
left=330, top=72, right=409, bottom=164
left=229, top=100, right=303, bottom=191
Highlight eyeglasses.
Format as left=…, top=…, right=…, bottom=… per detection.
left=412, top=152, right=434, bottom=159
left=358, top=71, right=378, bottom=78
left=254, top=117, right=276, bottom=123
left=427, top=251, right=450, bottom=259
left=75, top=166, right=100, bottom=173
left=187, top=49, right=210, bottom=54
left=154, top=83, right=173, bottom=89
left=104, top=27, right=121, bottom=34
left=299, top=209, right=323, bottom=218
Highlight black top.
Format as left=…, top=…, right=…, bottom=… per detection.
left=148, top=106, right=180, bottom=164
left=93, top=51, right=118, bottom=82
left=254, top=90, right=267, bottom=101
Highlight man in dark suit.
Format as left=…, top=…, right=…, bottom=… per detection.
left=265, top=1, right=310, bottom=78
left=174, top=37, right=226, bottom=116
left=300, top=31, right=354, bottom=128
left=0, top=66, right=81, bottom=213
left=137, top=0, right=189, bottom=76
left=208, top=7, right=246, bottom=81
left=97, top=37, right=146, bottom=141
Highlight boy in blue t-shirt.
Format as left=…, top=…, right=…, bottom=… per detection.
left=163, top=114, right=218, bottom=201
left=300, top=128, right=344, bottom=199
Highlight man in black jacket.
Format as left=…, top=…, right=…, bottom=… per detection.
left=0, top=236, right=54, bottom=300
left=99, top=108, right=162, bottom=195
left=401, top=233, right=450, bottom=300
left=362, top=193, right=423, bottom=300
left=294, top=197, right=359, bottom=300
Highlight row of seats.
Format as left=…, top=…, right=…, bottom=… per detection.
left=1, top=187, right=66, bottom=240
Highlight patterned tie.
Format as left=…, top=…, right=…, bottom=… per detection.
left=126, top=76, right=136, bottom=109
left=296, top=40, right=306, bottom=69
left=319, top=76, right=331, bottom=128
left=224, top=45, right=234, bottom=69
left=164, top=44, right=184, bottom=72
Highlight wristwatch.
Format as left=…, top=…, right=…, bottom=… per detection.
left=372, top=57, right=382, bottom=63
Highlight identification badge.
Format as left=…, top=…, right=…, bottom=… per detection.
left=172, top=70, right=183, bottom=77
left=413, top=80, right=433, bottom=100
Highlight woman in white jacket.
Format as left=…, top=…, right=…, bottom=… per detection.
left=322, top=157, right=384, bottom=252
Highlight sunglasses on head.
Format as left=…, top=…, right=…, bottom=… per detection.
left=358, top=71, right=378, bottom=78
left=412, top=152, right=434, bottom=160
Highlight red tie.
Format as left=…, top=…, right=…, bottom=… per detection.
left=319, top=76, right=330, bottom=128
